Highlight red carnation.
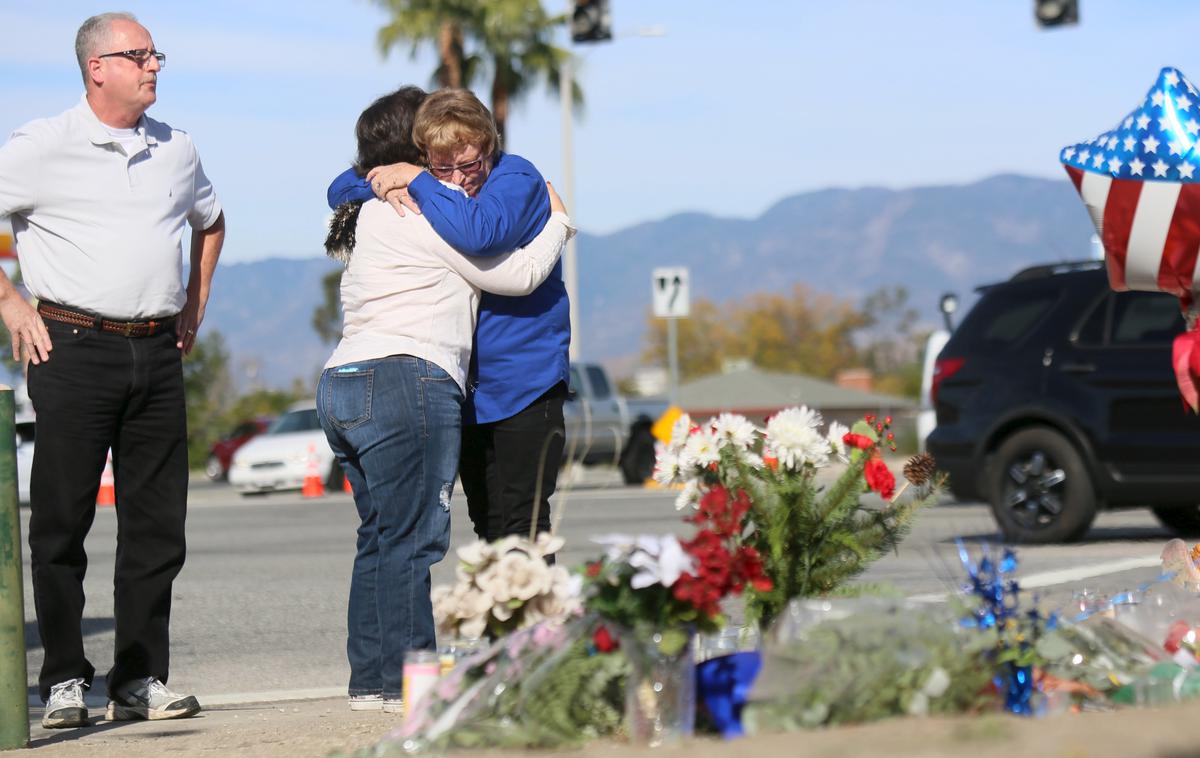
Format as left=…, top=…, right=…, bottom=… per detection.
left=864, top=454, right=896, bottom=500
left=592, top=624, right=619, bottom=653
left=585, top=561, right=602, bottom=578
left=843, top=432, right=873, bottom=450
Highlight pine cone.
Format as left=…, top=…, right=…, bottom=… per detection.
left=903, top=453, right=936, bottom=486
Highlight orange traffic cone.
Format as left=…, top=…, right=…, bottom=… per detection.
left=97, top=450, right=115, bottom=507
left=301, top=443, right=325, bottom=498
left=343, top=474, right=353, bottom=495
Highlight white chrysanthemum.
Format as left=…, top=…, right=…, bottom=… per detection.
left=710, top=413, right=757, bottom=450
left=680, top=427, right=720, bottom=472
left=665, top=413, right=693, bottom=454
left=653, top=447, right=683, bottom=485
left=765, top=406, right=829, bottom=469
left=674, top=478, right=702, bottom=511
left=826, top=420, right=850, bottom=463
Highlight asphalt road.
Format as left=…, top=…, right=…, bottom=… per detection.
left=17, top=466, right=1178, bottom=707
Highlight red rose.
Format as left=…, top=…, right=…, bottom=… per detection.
left=592, top=625, right=619, bottom=653
left=843, top=432, right=873, bottom=450
left=864, top=455, right=896, bottom=500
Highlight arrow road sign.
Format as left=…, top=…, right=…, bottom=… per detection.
left=651, top=267, right=690, bottom=318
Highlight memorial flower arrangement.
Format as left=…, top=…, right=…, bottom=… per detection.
left=380, top=617, right=627, bottom=755
left=582, top=485, right=772, bottom=654
left=432, top=533, right=581, bottom=640
left=654, top=408, right=944, bottom=629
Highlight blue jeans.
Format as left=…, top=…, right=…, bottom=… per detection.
left=316, top=355, right=463, bottom=698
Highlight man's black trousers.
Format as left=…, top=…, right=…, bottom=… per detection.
left=27, top=321, right=188, bottom=701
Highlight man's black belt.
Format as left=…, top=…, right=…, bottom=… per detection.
left=37, top=301, right=176, bottom=338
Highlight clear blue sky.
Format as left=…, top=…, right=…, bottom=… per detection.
left=4, top=1, right=1200, bottom=263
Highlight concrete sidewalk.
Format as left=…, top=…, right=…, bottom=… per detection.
left=23, top=696, right=386, bottom=758
left=17, top=692, right=1200, bottom=758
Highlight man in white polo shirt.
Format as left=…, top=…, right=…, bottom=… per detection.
left=0, top=12, right=224, bottom=729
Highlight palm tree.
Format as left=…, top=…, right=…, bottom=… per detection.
left=375, top=0, right=478, bottom=88
left=371, top=0, right=582, bottom=145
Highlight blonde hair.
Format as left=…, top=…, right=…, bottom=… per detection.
left=413, top=89, right=499, bottom=160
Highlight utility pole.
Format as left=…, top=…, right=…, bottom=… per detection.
left=563, top=0, right=613, bottom=361
left=0, top=387, right=28, bottom=750
left=560, top=52, right=580, bottom=361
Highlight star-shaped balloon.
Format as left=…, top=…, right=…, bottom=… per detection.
left=1061, top=67, right=1200, bottom=411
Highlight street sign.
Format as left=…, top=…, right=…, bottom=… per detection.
left=651, top=267, right=689, bottom=318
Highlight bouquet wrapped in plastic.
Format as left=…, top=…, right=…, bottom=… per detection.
left=741, top=598, right=994, bottom=732
left=351, top=616, right=627, bottom=756
left=1038, top=578, right=1200, bottom=708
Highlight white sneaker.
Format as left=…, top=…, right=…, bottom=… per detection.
left=42, top=678, right=88, bottom=728
left=106, top=677, right=200, bottom=721
left=382, top=697, right=404, bottom=714
left=348, top=694, right=383, bottom=711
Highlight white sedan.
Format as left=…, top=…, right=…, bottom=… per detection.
left=227, top=404, right=342, bottom=495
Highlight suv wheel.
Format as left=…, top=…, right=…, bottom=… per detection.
left=989, top=427, right=1096, bottom=543
left=619, top=425, right=657, bottom=485
left=1152, top=506, right=1200, bottom=536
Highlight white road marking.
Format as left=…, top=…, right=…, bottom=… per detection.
left=907, top=555, right=1163, bottom=603
left=200, top=687, right=347, bottom=707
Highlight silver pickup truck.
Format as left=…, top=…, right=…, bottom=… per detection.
left=565, top=362, right=668, bottom=484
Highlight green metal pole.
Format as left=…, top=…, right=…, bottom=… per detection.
left=0, top=388, right=28, bottom=749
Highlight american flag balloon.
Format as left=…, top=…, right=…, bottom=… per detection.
left=1062, top=66, right=1200, bottom=411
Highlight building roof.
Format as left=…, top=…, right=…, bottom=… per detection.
left=678, top=365, right=914, bottom=414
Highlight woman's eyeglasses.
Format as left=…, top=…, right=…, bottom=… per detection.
left=427, top=156, right=485, bottom=179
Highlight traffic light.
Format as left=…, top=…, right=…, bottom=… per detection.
left=572, top=0, right=612, bottom=43
left=1035, top=0, right=1078, bottom=27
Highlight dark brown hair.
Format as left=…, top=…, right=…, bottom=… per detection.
left=353, top=85, right=428, bottom=176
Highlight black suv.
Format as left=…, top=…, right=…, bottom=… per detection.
left=927, top=260, right=1200, bottom=543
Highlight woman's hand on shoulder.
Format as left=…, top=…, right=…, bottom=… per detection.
left=366, top=162, right=424, bottom=211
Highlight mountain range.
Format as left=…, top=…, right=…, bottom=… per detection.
left=201, top=173, right=1097, bottom=388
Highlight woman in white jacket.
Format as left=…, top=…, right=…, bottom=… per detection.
left=315, top=86, right=573, bottom=713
